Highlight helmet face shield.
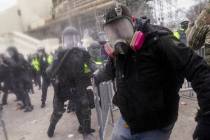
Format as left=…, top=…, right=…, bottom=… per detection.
left=98, top=32, right=109, bottom=43
left=62, top=33, right=81, bottom=49
left=88, top=44, right=101, bottom=60
left=6, top=47, right=18, bottom=58
left=7, top=50, right=15, bottom=57
left=104, top=17, right=134, bottom=46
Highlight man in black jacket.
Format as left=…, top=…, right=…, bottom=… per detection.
left=94, top=5, right=210, bottom=140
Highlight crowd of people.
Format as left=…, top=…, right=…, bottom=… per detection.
left=1, top=2, right=210, bottom=140
left=0, top=26, right=106, bottom=137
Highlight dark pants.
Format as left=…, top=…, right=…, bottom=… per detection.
left=34, top=72, right=41, bottom=89
left=2, top=91, right=21, bottom=105
left=49, top=76, right=92, bottom=133
left=49, top=95, right=65, bottom=127
left=28, top=78, right=34, bottom=94
left=14, top=82, right=32, bottom=107
left=41, top=75, right=50, bottom=104
left=2, top=91, right=8, bottom=105
left=75, top=95, right=91, bottom=131
left=2, top=78, right=32, bottom=107
left=1, top=82, right=19, bottom=104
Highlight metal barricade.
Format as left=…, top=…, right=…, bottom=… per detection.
left=93, top=81, right=115, bottom=140
left=179, top=80, right=196, bottom=100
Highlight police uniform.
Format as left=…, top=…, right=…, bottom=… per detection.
left=37, top=49, right=53, bottom=108
left=173, top=28, right=187, bottom=45
left=47, top=27, right=95, bottom=137
left=5, top=47, right=33, bottom=112
left=173, top=21, right=189, bottom=45
left=31, top=55, right=42, bottom=89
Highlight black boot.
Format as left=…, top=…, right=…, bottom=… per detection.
left=78, top=126, right=83, bottom=133
left=41, top=102, right=46, bottom=108
left=81, top=119, right=95, bottom=134
left=85, top=128, right=95, bottom=134
left=78, top=126, right=95, bottom=134
left=47, top=113, right=62, bottom=137
left=47, top=123, right=55, bottom=137
left=17, top=102, right=25, bottom=110
left=24, top=105, right=33, bottom=112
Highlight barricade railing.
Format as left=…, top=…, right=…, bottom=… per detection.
left=93, top=80, right=115, bottom=140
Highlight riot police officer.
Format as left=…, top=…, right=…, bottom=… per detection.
left=37, top=48, right=51, bottom=108
left=5, top=47, right=33, bottom=112
left=47, top=26, right=95, bottom=137
left=30, top=53, right=41, bottom=89
left=87, top=42, right=103, bottom=67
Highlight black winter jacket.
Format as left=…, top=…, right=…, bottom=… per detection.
left=96, top=34, right=210, bottom=134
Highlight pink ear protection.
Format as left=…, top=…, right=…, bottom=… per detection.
left=130, top=31, right=145, bottom=52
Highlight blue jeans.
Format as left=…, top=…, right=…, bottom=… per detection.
left=111, top=117, right=174, bottom=140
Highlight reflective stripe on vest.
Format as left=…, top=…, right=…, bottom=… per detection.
left=84, top=63, right=91, bottom=74
left=173, top=31, right=180, bottom=40
left=47, top=55, right=53, bottom=64
left=32, top=58, right=40, bottom=72
left=95, top=61, right=102, bottom=65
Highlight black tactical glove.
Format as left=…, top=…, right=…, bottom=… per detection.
left=193, top=111, right=210, bottom=140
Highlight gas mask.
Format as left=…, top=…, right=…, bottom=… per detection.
left=104, top=17, right=145, bottom=57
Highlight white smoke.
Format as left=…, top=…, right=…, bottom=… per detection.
left=81, top=29, right=96, bottom=49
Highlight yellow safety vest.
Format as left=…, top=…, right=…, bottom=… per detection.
left=32, top=58, right=40, bottom=72
left=173, top=31, right=180, bottom=40
left=47, top=55, right=53, bottom=65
